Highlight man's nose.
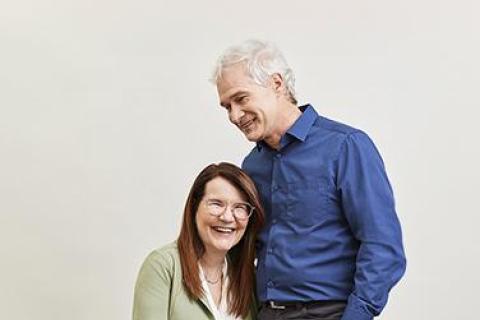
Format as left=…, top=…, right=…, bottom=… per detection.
left=229, top=105, right=245, bottom=124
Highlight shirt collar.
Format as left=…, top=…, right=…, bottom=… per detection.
left=198, top=258, right=231, bottom=317
left=256, top=104, right=318, bottom=151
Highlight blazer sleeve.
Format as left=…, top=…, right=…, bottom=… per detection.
left=133, top=250, right=174, bottom=320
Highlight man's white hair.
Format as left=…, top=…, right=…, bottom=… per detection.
left=211, top=39, right=297, bottom=104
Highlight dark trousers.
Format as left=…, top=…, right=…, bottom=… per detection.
left=258, top=301, right=347, bottom=320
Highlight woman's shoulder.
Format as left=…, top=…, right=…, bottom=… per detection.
left=151, top=241, right=179, bottom=258
left=141, top=241, right=180, bottom=272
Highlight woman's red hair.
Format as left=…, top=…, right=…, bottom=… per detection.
left=177, top=162, right=264, bottom=318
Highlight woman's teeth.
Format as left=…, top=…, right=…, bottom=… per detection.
left=212, top=226, right=234, bottom=233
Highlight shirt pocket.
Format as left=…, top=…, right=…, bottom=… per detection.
left=286, top=177, right=328, bottom=224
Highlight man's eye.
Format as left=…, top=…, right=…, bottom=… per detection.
left=237, top=96, right=248, bottom=104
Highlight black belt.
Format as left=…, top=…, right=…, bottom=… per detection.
left=264, top=300, right=346, bottom=310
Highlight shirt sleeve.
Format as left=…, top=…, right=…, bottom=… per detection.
left=132, top=250, right=173, bottom=320
left=336, top=132, right=406, bottom=320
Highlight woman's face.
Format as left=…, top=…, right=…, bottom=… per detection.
left=195, top=176, right=250, bottom=256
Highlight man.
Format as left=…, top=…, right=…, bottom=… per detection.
left=211, top=40, right=406, bottom=320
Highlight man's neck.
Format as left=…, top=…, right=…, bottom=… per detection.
left=264, top=103, right=302, bottom=150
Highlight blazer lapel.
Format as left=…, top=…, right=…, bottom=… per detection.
left=198, top=295, right=215, bottom=318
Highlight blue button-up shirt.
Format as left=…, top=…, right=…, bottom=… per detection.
left=242, top=105, right=406, bottom=320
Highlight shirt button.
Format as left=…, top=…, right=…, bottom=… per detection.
left=276, top=153, right=282, bottom=159
left=267, top=280, right=274, bottom=287
left=272, top=219, right=277, bottom=224
left=267, top=247, right=273, bottom=254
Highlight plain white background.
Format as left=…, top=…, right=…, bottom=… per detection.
left=1, top=1, right=479, bottom=319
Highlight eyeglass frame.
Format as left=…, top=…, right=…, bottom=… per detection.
left=202, top=198, right=255, bottom=221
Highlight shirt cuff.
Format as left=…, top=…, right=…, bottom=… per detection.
left=341, top=294, right=374, bottom=320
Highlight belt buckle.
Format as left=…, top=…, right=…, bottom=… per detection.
left=269, top=301, right=286, bottom=310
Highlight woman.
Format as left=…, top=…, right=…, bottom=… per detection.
left=133, top=162, right=265, bottom=320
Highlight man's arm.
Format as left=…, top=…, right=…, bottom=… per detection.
left=336, top=131, right=406, bottom=320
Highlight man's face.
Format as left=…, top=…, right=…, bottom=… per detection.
left=216, top=63, right=281, bottom=143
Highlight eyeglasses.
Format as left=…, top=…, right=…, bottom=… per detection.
left=204, top=198, right=255, bottom=220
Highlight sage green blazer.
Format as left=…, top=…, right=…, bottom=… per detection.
left=132, top=242, right=255, bottom=320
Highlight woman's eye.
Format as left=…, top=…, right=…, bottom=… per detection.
left=235, top=204, right=248, bottom=210
left=209, top=201, right=223, bottom=207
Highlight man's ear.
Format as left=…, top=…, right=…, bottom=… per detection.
left=270, top=73, right=285, bottom=94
